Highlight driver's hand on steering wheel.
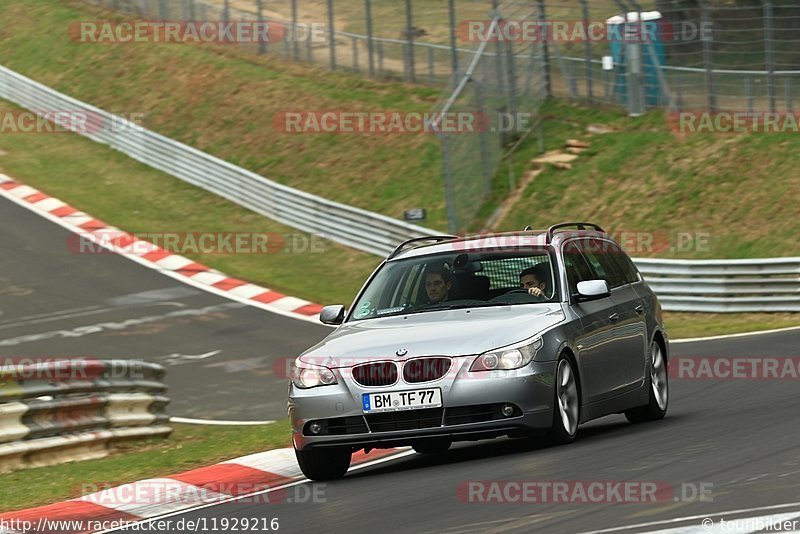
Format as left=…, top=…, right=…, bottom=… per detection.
left=527, top=287, right=544, bottom=298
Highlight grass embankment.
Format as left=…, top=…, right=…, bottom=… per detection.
left=0, top=0, right=449, bottom=228
left=0, top=421, right=291, bottom=513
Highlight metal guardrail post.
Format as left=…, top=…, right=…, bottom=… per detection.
left=764, top=1, right=776, bottom=114
left=786, top=78, right=793, bottom=113
left=364, top=0, right=375, bottom=77
left=352, top=37, right=359, bottom=72
left=700, top=2, right=717, bottom=113
left=580, top=0, right=593, bottom=104
left=536, top=0, right=551, bottom=98
left=327, top=0, right=336, bottom=71
left=405, top=0, right=416, bottom=82
left=448, top=0, right=459, bottom=81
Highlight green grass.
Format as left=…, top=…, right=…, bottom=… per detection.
left=0, top=421, right=291, bottom=513
left=664, top=313, right=799, bottom=340
left=495, top=99, right=800, bottom=259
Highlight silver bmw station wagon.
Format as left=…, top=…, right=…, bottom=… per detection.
left=288, top=223, right=669, bottom=480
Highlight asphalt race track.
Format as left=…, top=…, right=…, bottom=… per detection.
left=0, top=195, right=332, bottom=420
left=3, top=194, right=799, bottom=533
left=125, top=328, right=800, bottom=534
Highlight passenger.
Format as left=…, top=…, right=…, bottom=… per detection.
left=425, top=266, right=453, bottom=305
left=519, top=263, right=552, bottom=299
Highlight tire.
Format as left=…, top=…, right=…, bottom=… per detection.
left=625, top=340, right=669, bottom=424
left=547, top=356, right=580, bottom=445
left=412, top=439, right=452, bottom=454
left=294, top=446, right=352, bottom=481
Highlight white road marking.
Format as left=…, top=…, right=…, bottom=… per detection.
left=576, top=502, right=800, bottom=534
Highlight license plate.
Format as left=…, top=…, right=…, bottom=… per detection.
left=362, top=388, right=442, bottom=413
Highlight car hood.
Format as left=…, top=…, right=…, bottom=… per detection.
left=300, top=304, right=565, bottom=366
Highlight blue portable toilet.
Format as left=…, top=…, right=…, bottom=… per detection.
left=607, top=11, right=666, bottom=108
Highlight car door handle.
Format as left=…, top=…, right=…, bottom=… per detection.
left=634, top=304, right=645, bottom=314
left=608, top=312, right=620, bottom=322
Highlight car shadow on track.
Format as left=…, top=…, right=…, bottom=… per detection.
left=346, top=414, right=691, bottom=480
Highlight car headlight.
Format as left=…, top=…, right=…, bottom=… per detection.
left=470, top=337, right=543, bottom=372
left=292, top=361, right=338, bottom=389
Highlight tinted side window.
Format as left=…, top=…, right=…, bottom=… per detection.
left=580, top=239, right=626, bottom=289
left=607, top=243, right=641, bottom=284
left=562, top=241, right=595, bottom=295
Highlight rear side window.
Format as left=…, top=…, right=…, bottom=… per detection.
left=578, top=239, right=627, bottom=289
left=562, top=241, right=595, bottom=295
left=607, top=243, right=641, bottom=284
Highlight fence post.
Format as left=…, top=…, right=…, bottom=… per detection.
left=746, top=76, right=753, bottom=116
left=440, top=133, right=459, bottom=234
left=448, top=0, right=459, bottom=80
left=700, top=2, right=716, bottom=112
left=223, top=0, right=230, bottom=25
left=327, top=0, right=336, bottom=70
left=492, top=0, right=507, bottom=117
left=352, top=37, right=359, bottom=72
left=786, top=78, right=793, bottom=113
left=537, top=0, right=551, bottom=98
left=188, top=0, right=196, bottom=20
left=474, top=80, right=493, bottom=198
left=580, top=0, right=593, bottom=103
left=405, top=0, right=416, bottom=82
left=764, top=1, right=776, bottom=114
left=364, top=0, right=375, bottom=76
left=292, top=0, right=300, bottom=61
left=504, top=34, right=518, bottom=125
left=256, top=0, right=267, bottom=55
left=158, top=0, right=168, bottom=19
left=377, top=40, right=384, bottom=74
left=306, top=27, right=313, bottom=62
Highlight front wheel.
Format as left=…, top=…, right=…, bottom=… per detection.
left=547, top=356, right=580, bottom=445
left=295, top=446, right=352, bottom=481
left=625, top=340, right=668, bottom=423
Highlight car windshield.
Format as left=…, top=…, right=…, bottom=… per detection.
left=349, top=249, right=558, bottom=321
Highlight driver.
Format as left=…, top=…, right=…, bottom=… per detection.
left=519, top=263, right=551, bottom=299
left=425, top=266, right=453, bottom=305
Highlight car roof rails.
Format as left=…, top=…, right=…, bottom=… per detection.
left=546, top=222, right=605, bottom=244
left=388, top=235, right=459, bottom=260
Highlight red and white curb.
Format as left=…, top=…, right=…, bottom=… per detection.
left=0, top=447, right=406, bottom=534
left=0, top=174, right=328, bottom=324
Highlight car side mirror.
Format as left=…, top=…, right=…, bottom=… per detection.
left=575, top=280, right=610, bottom=302
left=320, top=305, right=346, bottom=325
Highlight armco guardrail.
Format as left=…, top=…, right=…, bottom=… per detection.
left=0, top=65, right=437, bottom=257
left=635, top=257, right=800, bottom=312
left=0, top=66, right=796, bottom=312
left=0, top=359, right=171, bottom=473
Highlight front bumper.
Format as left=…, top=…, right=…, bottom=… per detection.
left=289, top=358, right=557, bottom=451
